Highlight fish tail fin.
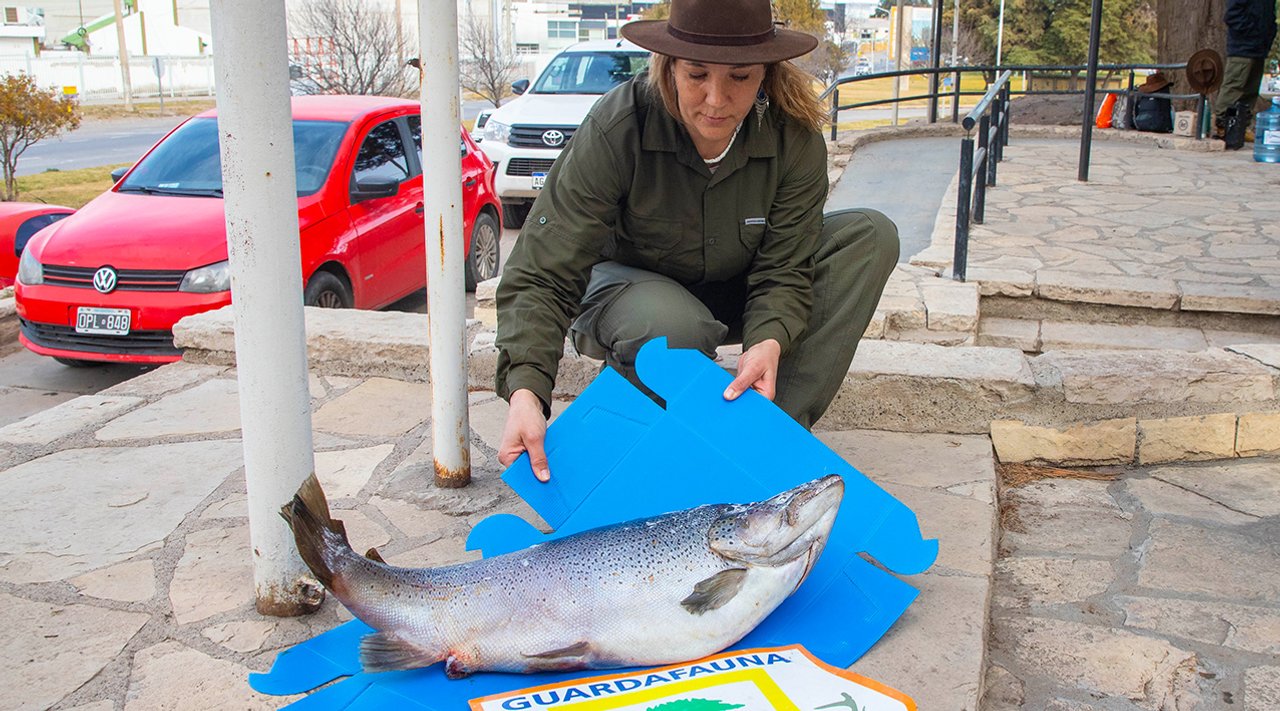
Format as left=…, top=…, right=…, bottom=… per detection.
left=280, top=473, right=351, bottom=592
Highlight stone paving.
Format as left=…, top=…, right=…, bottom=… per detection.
left=913, top=136, right=1280, bottom=320
left=984, top=459, right=1280, bottom=711
left=0, top=361, right=996, bottom=710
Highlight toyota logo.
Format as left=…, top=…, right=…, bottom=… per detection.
left=541, top=130, right=566, bottom=147
left=93, top=266, right=118, bottom=294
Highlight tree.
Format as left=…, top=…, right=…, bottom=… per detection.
left=459, top=13, right=521, bottom=108
left=288, top=0, right=416, bottom=97
left=0, top=73, right=80, bottom=201
left=1155, top=0, right=1226, bottom=94
left=955, top=0, right=1156, bottom=66
left=774, top=0, right=833, bottom=79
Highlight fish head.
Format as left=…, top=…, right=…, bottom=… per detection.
left=708, top=474, right=844, bottom=568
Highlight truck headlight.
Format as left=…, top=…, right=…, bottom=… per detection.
left=16, top=247, right=43, bottom=285
left=179, top=260, right=231, bottom=293
left=484, top=119, right=511, bottom=144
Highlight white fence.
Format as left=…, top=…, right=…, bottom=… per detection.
left=0, top=53, right=216, bottom=103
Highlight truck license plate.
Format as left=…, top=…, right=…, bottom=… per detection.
left=75, top=307, right=131, bottom=336
left=531, top=172, right=546, bottom=189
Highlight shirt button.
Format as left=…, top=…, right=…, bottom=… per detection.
left=708, top=238, right=717, bottom=245
left=539, top=216, right=547, bottom=225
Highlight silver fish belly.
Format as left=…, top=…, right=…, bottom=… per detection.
left=281, top=473, right=843, bottom=678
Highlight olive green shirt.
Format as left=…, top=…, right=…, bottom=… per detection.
left=495, top=75, right=828, bottom=408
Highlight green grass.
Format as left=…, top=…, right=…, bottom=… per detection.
left=16, top=164, right=130, bottom=209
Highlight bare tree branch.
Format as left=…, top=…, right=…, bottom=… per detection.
left=288, top=0, right=416, bottom=97
left=459, top=13, right=520, bottom=108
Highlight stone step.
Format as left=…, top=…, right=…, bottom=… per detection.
left=174, top=307, right=1280, bottom=465
left=978, top=315, right=1280, bottom=354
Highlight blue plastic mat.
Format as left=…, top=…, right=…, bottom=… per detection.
left=250, top=339, right=938, bottom=709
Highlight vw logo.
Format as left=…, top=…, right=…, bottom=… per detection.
left=541, top=129, right=565, bottom=147
left=93, top=266, right=118, bottom=294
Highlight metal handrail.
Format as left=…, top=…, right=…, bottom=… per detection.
left=820, top=62, right=1189, bottom=141
left=952, top=71, right=1012, bottom=283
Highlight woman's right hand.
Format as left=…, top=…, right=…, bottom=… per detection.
left=498, top=389, right=552, bottom=482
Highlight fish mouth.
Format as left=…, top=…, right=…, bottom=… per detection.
left=710, top=475, right=844, bottom=566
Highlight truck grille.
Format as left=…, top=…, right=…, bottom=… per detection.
left=509, top=125, right=578, bottom=148
left=42, top=265, right=186, bottom=291
left=505, top=158, right=557, bottom=177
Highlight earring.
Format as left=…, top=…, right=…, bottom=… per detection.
left=755, top=88, right=769, bottom=127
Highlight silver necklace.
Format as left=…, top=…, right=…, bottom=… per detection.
left=703, top=121, right=743, bottom=164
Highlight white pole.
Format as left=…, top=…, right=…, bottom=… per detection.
left=892, top=0, right=904, bottom=126
left=952, top=0, right=960, bottom=65
left=209, top=0, right=320, bottom=615
left=111, top=0, right=133, bottom=110
left=996, top=0, right=1006, bottom=67
left=419, top=0, right=472, bottom=488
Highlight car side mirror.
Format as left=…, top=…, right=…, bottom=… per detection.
left=111, top=167, right=128, bottom=183
left=511, top=79, right=529, bottom=95
left=352, top=177, right=400, bottom=201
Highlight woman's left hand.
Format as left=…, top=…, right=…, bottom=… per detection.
left=723, top=339, right=782, bottom=402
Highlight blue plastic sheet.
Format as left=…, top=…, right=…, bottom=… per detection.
left=250, top=339, right=938, bottom=709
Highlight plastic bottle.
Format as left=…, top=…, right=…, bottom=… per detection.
left=1255, top=96, right=1280, bottom=163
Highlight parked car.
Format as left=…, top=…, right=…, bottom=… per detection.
left=853, top=57, right=873, bottom=76
left=479, top=39, right=649, bottom=227
left=0, top=202, right=75, bottom=288
left=15, top=95, right=501, bottom=367
left=471, top=108, right=493, bottom=144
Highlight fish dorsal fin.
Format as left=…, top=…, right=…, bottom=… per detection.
left=681, top=568, right=748, bottom=615
left=364, top=547, right=385, bottom=563
left=523, top=641, right=592, bottom=659
left=360, top=632, right=442, bottom=673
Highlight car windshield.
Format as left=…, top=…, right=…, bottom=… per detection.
left=532, top=51, right=649, bottom=94
left=119, top=117, right=349, bottom=197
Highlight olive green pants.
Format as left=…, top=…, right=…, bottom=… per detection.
left=1216, top=55, right=1267, bottom=126
left=569, top=208, right=900, bottom=429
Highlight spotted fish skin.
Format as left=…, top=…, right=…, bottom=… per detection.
left=281, top=473, right=844, bottom=678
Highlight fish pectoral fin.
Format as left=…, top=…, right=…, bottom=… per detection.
left=359, top=632, right=441, bottom=673
left=523, top=641, right=592, bottom=660
left=681, top=568, right=748, bottom=615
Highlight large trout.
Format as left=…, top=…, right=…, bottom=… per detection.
left=281, top=473, right=843, bottom=678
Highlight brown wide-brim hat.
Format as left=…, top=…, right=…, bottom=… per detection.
left=1186, top=48, right=1224, bottom=94
left=1137, top=71, right=1173, bottom=94
left=620, top=0, right=819, bottom=65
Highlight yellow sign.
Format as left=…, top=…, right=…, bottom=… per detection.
left=469, top=645, right=915, bottom=711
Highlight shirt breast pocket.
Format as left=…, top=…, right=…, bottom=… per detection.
left=620, top=207, right=685, bottom=254
left=738, top=221, right=767, bottom=253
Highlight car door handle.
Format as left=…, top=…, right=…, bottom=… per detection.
left=415, top=203, right=424, bottom=215
left=464, top=178, right=476, bottom=187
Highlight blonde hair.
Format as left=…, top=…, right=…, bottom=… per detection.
left=646, top=53, right=828, bottom=134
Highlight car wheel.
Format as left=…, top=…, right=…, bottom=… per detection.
left=465, top=212, right=501, bottom=292
left=54, top=357, right=107, bottom=368
left=304, top=271, right=353, bottom=308
left=501, top=202, right=530, bottom=229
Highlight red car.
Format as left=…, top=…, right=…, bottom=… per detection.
left=15, top=95, right=501, bottom=366
left=0, top=202, right=75, bottom=288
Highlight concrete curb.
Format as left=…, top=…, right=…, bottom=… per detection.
left=175, top=306, right=1280, bottom=467
left=0, top=291, right=20, bottom=357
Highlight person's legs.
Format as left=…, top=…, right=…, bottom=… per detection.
left=570, top=261, right=729, bottom=389
left=1213, top=57, right=1254, bottom=127
left=773, top=208, right=899, bottom=429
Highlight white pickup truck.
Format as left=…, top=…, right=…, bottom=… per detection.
left=478, top=39, right=649, bottom=227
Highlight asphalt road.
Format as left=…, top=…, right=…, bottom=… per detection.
left=16, top=115, right=183, bottom=177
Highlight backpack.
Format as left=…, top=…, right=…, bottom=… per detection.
left=1132, top=92, right=1173, bottom=133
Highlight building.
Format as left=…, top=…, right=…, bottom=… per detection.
left=0, top=5, right=46, bottom=55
